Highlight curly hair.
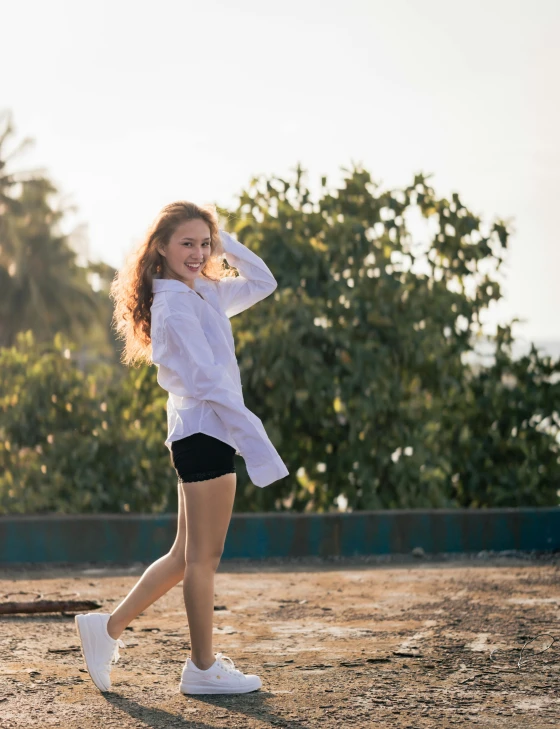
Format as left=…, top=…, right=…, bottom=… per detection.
left=109, top=200, right=235, bottom=367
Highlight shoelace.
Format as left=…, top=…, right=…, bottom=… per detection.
left=102, top=638, right=125, bottom=673
left=213, top=652, right=244, bottom=677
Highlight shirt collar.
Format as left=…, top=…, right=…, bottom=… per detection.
left=153, top=277, right=204, bottom=295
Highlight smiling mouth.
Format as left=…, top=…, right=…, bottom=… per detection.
left=186, top=263, right=202, bottom=270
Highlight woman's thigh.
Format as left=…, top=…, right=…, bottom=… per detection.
left=181, top=473, right=236, bottom=564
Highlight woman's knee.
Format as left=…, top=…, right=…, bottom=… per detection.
left=186, top=548, right=223, bottom=571
left=169, top=541, right=225, bottom=572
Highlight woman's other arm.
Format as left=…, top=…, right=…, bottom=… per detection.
left=216, top=229, right=278, bottom=318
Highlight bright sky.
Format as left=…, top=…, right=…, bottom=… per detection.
left=2, top=0, right=559, bottom=346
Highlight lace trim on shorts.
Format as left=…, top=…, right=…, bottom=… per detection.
left=178, top=468, right=236, bottom=484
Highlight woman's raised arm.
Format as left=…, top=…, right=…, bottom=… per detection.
left=215, top=230, right=278, bottom=318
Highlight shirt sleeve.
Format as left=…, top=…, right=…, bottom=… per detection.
left=162, top=312, right=287, bottom=481
left=216, top=229, right=278, bottom=318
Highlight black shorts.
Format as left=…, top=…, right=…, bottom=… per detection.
left=170, top=432, right=236, bottom=484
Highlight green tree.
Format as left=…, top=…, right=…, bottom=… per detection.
left=0, top=330, right=173, bottom=514
left=444, top=325, right=560, bottom=507
left=1, top=159, right=558, bottom=514
left=222, top=162, right=560, bottom=512
left=0, top=110, right=104, bottom=348
left=73, top=259, right=123, bottom=368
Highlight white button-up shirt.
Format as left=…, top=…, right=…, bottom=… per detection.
left=150, top=230, right=289, bottom=488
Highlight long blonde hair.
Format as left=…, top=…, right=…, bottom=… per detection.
left=110, top=201, right=234, bottom=367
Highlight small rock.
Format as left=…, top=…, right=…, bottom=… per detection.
left=366, top=656, right=391, bottom=663
left=412, top=547, right=425, bottom=558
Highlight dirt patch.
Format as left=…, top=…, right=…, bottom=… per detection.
left=1, top=553, right=559, bottom=728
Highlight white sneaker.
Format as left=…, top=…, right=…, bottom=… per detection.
left=75, top=612, right=126, bottom=692
left=180, top=652, right=262, bottom=694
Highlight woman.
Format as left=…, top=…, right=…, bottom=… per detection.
left=74, top=201, right=289, bottom=695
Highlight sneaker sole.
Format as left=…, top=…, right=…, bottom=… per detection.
left=179, top=678, right=262, bottom=695
left=75, top=615, right=111, bottom=692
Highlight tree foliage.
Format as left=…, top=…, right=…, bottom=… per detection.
left=0, top=110, right=105, bottom=349
left=0, top=331, right=174, bottom=514
left=0, top=146, right=558, bottom=513
left=222, top=163, right=560, bottom=511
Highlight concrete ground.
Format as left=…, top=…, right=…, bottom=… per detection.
left=0, top=552, right=559, bottom=729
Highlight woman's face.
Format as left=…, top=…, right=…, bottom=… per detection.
left=159, top=218, right=212, bottom=286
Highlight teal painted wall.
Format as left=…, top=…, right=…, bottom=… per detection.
left=0, top=508, right=558, bottom=564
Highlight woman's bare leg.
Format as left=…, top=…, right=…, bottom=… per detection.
left=182, top=472, right=236, bottom=670
left=105, top=481, right=188, bottom=640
